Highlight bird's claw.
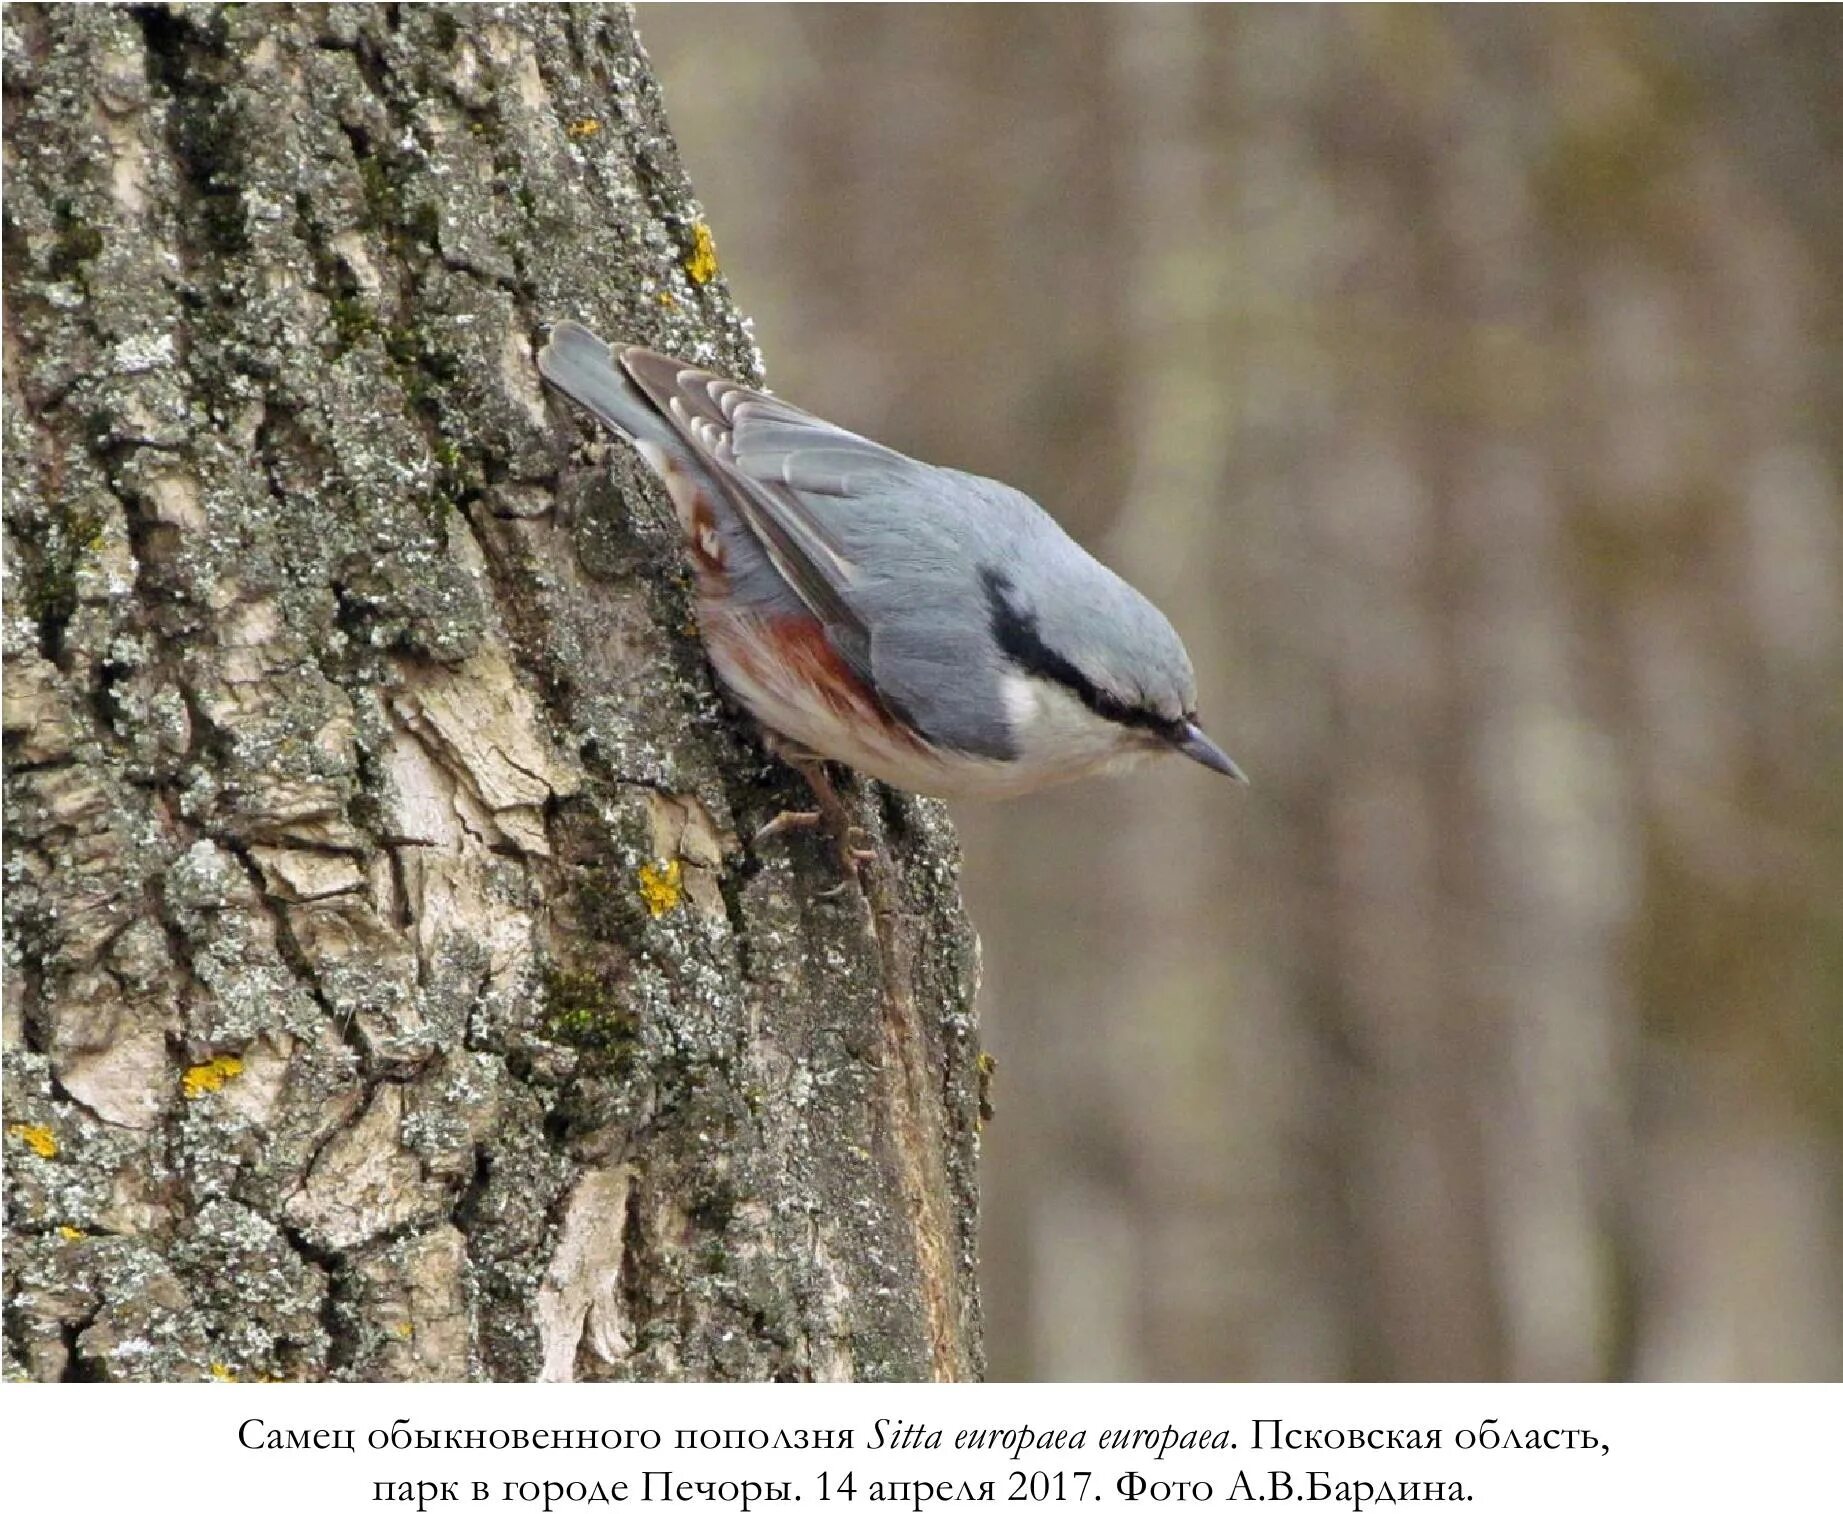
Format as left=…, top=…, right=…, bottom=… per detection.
left=758, top=812, right=877, bottom=878
left=754, top=809, right=821, bottom=844
left=816, top=842, right=879, bottom=895
left=751, top=753, right=886, bottom=889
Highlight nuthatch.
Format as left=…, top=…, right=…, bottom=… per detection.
left=538, top=322, right=1245, bottom=818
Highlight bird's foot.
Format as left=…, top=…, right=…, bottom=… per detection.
left=754, top=809, right=821, bottom=844
left=754, top=756, right=879, bottom=885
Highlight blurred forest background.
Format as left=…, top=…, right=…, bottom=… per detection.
left=638, top=4, right=1843, bottom=1380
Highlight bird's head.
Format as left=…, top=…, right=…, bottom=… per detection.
left=980, top=561, right=1246, bottom=785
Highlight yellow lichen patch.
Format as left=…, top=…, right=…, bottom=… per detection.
left=8, top=1123, right=59, bottom=1159
left=637, top=858, right=684, bottom=919
left=57, top=1226, right=85, bottom=1241
left=684, top=222, right=718, bottom=286
left=182, top=1055, right=245, bottom=1100
left=976, top=1051, right=999, bottom=1126
left=657, top=290, right=677, bottom=308
left=566, top=116, right=601, bottom=140
left=210, top=1362, right=237, bottom=1382
left=390, top=1321, right=415, bottom=1340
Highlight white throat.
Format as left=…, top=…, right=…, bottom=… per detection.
left=1000, top=671, right=1158, bottom=783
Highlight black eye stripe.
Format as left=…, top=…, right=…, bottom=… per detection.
left=981, top=567, right=1182, bottom=737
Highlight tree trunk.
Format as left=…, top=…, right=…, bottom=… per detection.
left=2, top=2, right=983, bottom=1383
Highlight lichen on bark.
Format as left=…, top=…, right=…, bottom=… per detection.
left=4, top=2, right=983, bottom=1383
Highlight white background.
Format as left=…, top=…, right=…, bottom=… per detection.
left=3, top=1382, right=1837, bottom=1512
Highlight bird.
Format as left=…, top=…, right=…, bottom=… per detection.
left=536, top=321, right=1245, bottom=840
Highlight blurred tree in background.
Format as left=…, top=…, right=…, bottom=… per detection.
left=642, top=4, right=1843, bottom=1380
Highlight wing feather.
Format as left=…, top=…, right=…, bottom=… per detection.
left=618, top=348, right=901, bottom=683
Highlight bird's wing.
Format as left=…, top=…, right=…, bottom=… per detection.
left=620, top=348, right=916, bottom=686
left=725, top=395, right=914, bottom=499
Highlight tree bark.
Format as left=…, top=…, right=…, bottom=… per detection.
left=2, top=2, right=983, bottom=1383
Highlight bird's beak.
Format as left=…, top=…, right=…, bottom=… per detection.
left=1174, top=722, right=1249, bottom=784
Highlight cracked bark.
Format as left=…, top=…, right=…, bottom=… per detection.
left=3, top=3, right=983, bottom=1382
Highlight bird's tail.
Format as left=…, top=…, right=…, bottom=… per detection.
left=536, top=320, right=676, bottom=452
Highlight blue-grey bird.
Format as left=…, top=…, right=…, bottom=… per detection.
left=537, top=320, right=1245, bottom=801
